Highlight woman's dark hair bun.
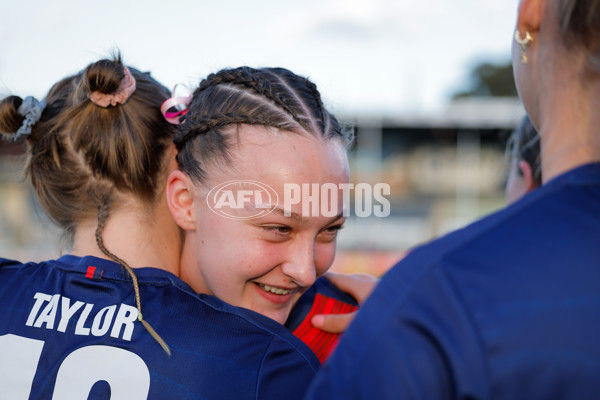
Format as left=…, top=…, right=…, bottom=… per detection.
left=0, top=95, right=25, bottom=138
left=83, top=58, right=125, bottom=95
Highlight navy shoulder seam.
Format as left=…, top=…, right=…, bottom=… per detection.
left=0, top=257, right=22, bottom=269
left=408, top=180, right=567, bottom=269
left=170, top=283, right=320, bottom=365
left=255, top=336, right=274, bottom=400
left=255, top=335, right=319, bottom=399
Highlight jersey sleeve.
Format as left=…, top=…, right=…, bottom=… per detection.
left=256, top=336, right=319, bottom=400
left=305, top=260, right=491, bottom=399
left=286, top=277, right=358, bottom=363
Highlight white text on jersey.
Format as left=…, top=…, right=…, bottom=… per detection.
left=25, top=293, right=137, bottom=341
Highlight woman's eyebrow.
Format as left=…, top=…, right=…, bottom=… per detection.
left=274, top=207, right=344, bottom=224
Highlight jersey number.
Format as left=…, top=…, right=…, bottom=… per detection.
left=0, top=334, right=150, bottom=399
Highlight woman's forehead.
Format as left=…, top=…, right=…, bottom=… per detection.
left=213, top=125, right=348, bottom=181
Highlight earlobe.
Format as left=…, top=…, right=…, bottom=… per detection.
left=518, top=160, right=537, bottom=193
left=166, top=170, right=197, bottom=231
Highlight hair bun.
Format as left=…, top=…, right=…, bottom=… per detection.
left=83, top=59, right=125, bottom=95
left=0, top=95, right=25, bottom=139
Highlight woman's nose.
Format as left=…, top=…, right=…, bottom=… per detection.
left=280, top=241, right=317, bottom=288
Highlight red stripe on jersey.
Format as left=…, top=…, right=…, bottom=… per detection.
left=85, top=266, right=96, bottom=279
left=292, top=293, right=358, bottom=363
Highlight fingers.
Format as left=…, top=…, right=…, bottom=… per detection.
left=310, top=273, right=379, bottom=334
left=323, top=271, right=379, bottom=304
left=311, top=312, right=357, bottom=334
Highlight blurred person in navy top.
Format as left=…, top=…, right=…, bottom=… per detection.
left=307, top=0, right=600, bottom=398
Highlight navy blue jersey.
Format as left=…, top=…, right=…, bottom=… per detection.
left=307, top=163, right=600, bottom=399
left=0, top=254, right=320, bottom=399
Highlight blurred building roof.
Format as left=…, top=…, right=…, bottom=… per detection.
left=347, top=97, right=525, bottom=130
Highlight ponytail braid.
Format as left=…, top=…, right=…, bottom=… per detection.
left=95, top=199, right=171, bottom=356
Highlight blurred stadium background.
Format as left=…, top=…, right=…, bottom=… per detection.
left=0, top=60, right=524, bottom=276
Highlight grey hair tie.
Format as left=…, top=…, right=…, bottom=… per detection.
left=14, top=96, right=46, bottom=142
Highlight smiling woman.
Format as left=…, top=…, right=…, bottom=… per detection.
left=166, top=66, right=354, bottom=325
left=0, top=57, right=323, bottom=399
left=170, top=125, right=349, bottom=324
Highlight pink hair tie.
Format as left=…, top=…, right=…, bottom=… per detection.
left=89, top=66, right=137, bottom=108
left=161, top=84, right=192, bottom=125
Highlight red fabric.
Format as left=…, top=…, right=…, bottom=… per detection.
left=292, top=293, right=358, bottom=363
left=85, top=266, right=96, bottom=279
left=85, top=266, right=103, bottom=280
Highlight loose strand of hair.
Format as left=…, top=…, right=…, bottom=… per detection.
left=95, top=201, right=171, bottom=356
left=323, top=112, right=332, bottom=139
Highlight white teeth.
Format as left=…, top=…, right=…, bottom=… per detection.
left=258, top=284, right=292, bottom=295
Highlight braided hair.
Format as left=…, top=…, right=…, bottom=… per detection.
left=175, top=66, right=353, bottom=184
left=0, top=55, right=174, bottom=355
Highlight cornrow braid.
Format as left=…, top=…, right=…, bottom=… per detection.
left=195, top=67, right=308, bottom=129
left=175, top=66, right=353, bottom=185
left=261, top=67, right=343, bottom=140
left=262, top=68, right=319, bottom=132
left=175, top=113, right=292, bottom=149
left=95, top=198, right=171, bottom=356
left=303, top=77, right=326, bottom=133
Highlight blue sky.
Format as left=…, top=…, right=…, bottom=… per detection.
left=0, top=0, right=517, bottom=116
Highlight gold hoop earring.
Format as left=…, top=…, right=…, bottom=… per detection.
left=515, top=31, right=533, bottom=64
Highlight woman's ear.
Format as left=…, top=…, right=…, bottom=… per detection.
left=518, top=160, right=537, bottom=193
left=166, top=170, right=196, bottom=231
left=516, top=0, right=546, bottom=35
